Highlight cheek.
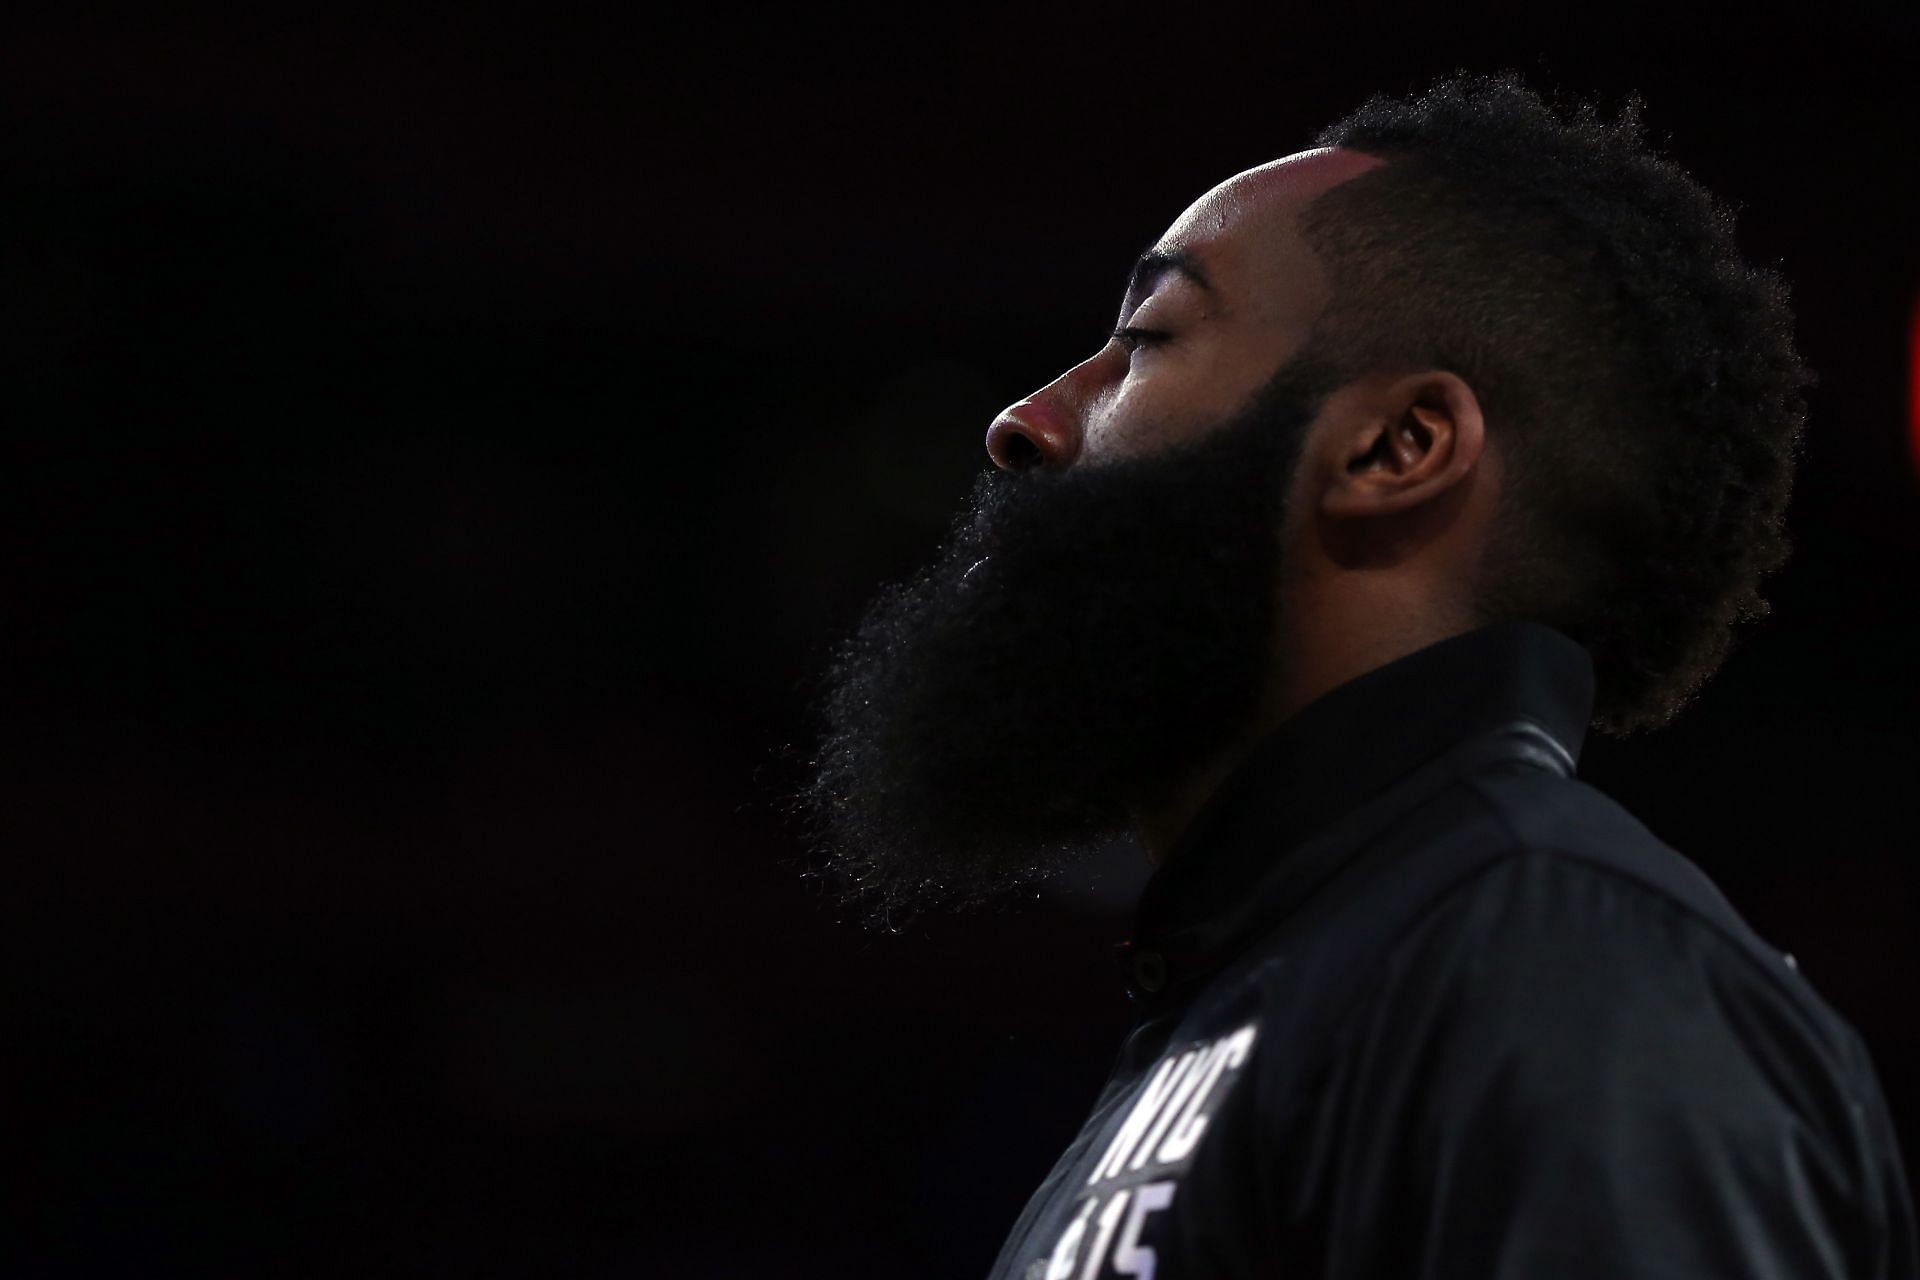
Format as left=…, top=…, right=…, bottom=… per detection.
left=1084, top=370, right=1220, bottom=461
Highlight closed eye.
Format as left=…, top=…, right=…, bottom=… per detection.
left=1112, top=325, right=1168, bottom=353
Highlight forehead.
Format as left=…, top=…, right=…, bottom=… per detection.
left=1150, top=147, right=1384, bottom=325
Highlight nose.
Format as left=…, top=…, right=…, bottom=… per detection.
left=985, top=399, right=1079, bottom=472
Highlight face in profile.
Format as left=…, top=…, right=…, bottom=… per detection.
left=795, top=150, right=1381, bottom=927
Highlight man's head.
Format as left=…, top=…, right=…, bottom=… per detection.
left=796, top=73, right=1808, bottom=927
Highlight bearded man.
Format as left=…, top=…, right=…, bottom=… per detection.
left=798, top=73, right=1919, bottom=1278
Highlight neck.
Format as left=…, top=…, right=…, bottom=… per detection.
left=1131, top=734, right=1264, bottom=864
left=1132, top=592, right=1475, bottom=865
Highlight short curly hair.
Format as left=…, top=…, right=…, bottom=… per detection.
left=1296, top=72, right=1811, bottom=734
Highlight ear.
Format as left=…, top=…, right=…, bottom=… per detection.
left=1317, top=370, right=1486, bottom=521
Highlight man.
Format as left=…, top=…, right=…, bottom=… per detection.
left=797, top=73, right=1919, bottom=1277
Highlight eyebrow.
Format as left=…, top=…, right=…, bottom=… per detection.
left=1124, top=247, right=1216, bottom=301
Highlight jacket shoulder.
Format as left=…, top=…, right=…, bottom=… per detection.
left=1447, top=765, right=1861, bottom=1064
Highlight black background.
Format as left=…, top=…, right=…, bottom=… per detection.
left=2, top=7, right=1917, bottom=1276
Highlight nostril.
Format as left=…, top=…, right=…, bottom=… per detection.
left=987, top=403, right=1076, bottom=471
left=997, top=430, right=1043, bottom=471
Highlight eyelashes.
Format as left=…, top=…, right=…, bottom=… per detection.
left=1111, top=325, right=1169, bottom=353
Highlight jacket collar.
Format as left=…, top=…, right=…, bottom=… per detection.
left=1117, top=620, right=1595, bottom=1000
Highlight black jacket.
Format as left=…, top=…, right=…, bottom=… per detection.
left=987, top=621, right=1918, bottom=1279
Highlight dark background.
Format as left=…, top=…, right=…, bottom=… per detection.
left=2, top=7, right=1916, bottom=1276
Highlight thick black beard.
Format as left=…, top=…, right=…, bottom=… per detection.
left=796, top=370, right=1319, bottom=929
